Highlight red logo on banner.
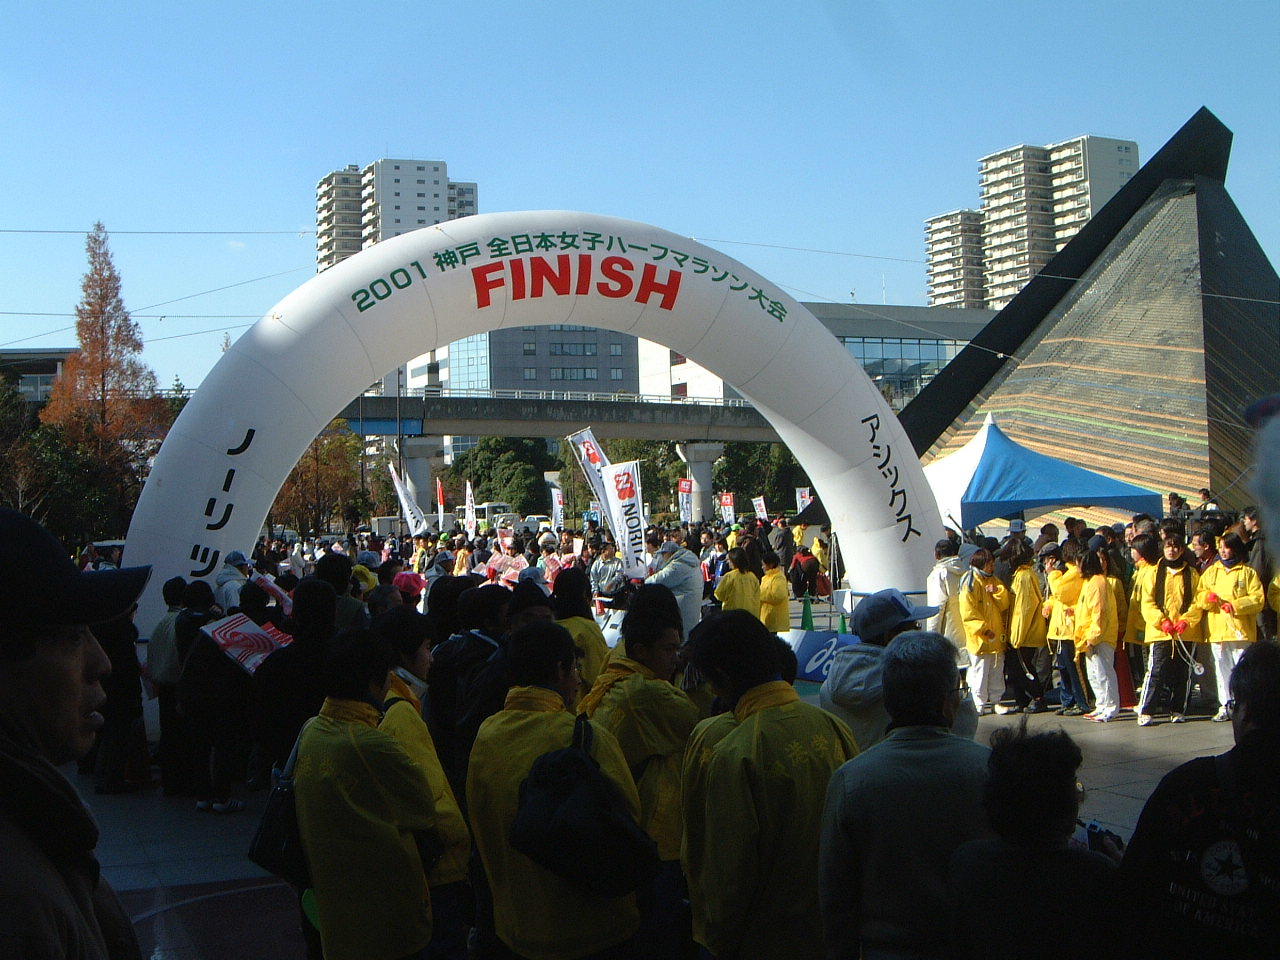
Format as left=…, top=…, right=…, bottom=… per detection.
left=583, top=441, right=603, bottom=465
left=719, top=493, right=735, bottom=507
left=677, top=479, right=692, bottom=494
left=614, top=470, right=638, bottom=500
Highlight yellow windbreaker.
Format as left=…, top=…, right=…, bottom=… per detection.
left=1126, top=561, right=1153, bottom=642
left=812, top=537, right=829, bottom=572
left=1074, top=574, right=1118, bottom=651
left=726, top=530, right=740, bottom=550
left=958, top=569, right=1010, bottom=655
left=1107, top=575, right=1129, bottom=640
left=714, top=568, right=761, bottom=617
left=681, top=681, right=858, bottom=960
left=452, top=547, right=472, bottom=576
left=379, top=672, right=472, bottom=886
left=759, top=568, right=791, bottom=632
left=1197, top=560, right=1265, bottom=643
left=466, top=686, right=640, bottom=960
left=1045, top=564, right=1083, bottom=639
left=681, top=713, right=738, bottom=946
left=295, top=698, right=437, bottom=960
left=1008, top=564, right=1048, bottom=648
left=793, top=524, right=808, bottom=547
left=556, top=615, right=611, bottom=695
left=1269, top=573, right=1280, bottom=619
left=580, top=656, right=700, bottom=860
left=1139, top=560, right=1203, bottom=643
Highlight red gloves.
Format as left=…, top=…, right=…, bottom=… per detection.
left=1173, top=620, right=1190, bottom=635
left=1221, top=601, right=1235, bottom=615
left=1206, top=592, right=1220, bottom=604
left=1159, top=618, right=1175, bottom=635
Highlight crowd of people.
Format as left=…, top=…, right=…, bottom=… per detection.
left=2, top=497, right=1278, bottom=960
left=921, top=508, right=1277, bottom=729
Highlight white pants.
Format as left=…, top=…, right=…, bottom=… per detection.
left=1211, top=641, right=1250, bottom=706
left=968, top=651, right=1004, bottom=708
left=1084, top=643, right=1119, bottom=717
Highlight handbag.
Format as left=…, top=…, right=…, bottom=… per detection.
left=247, top=719, right=313, bottom=887
left=816, top=572, right=833, bottom=597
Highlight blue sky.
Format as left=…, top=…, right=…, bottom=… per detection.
left=2, top=0, right=1276, bottom=388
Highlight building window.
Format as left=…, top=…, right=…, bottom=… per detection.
left=609, top=343, right=623, bottom=356
left=670, top=350, right=686, bottom=365
left=610, top=368, right=624, bottom=381
left=523, top=342, right=537, bottom=355
left=523, top=367, right=537, bottom=380
left=672, top=383, right=688, bottom=398
left=549, top=367, right=599, bottom=381
left=550, top=343, right=596, bottom=356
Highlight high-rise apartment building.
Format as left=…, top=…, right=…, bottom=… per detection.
left=314, top=158, right=479, bottom=397
left=927, top=135, right=1139, bottom=310
left=924, top=209, right=986, bottom=308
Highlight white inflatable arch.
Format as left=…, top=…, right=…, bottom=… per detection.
left=127, top=212, right=941, bottom=626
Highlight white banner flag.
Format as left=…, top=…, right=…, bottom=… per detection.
left=389, top=462, right=430, bottom=536
left=796, top=486, right=813, bottom=512
left=464, top=480, right=477, bottom=539
left=602, top=460, right=646, bottom=577
left=436, top=477, right=446, bottom=533
left=566, top=428, right=612, bottom=530
left=719, top=492, right=736, bottom=524
left=752, top=495, right=768, bottom=520
left=677, top=478, right=693, bottom=524
left=550, top=485, right=564, bottom=531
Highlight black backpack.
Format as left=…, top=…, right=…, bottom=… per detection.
left=509, top=713, right=660, bottom=898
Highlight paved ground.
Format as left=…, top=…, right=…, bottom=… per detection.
left=77, top=596, right=1235, bottom=959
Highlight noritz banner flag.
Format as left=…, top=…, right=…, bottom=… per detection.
left=436, top=477, right=446, bottom=533
left=389, top=462, right=430, bottom=536
left=550, top=485, right=564, bottom=531
left=796, top=487, right=813, bottom=512
left=719, top=492, right=736, bottom=524
left=464, top=480, right=478, bottom=539
left=602, top=460, right=646, bottom=577
left=566, top=427, right=612, bottom=529
left=752, top=496, right=768, bottom=520
left=677, top=478, right=693, bottom=524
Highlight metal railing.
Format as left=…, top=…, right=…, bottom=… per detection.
left=384, top=386, right=753, bottom=407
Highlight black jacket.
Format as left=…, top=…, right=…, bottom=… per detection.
left=253, top=632, right=329, bottom=771
left=427, top=629, right=509, bottom=805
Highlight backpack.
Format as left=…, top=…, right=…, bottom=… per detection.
left=509, top=713, right=660, bottom=897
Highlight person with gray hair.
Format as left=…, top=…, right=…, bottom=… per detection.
left=820, top=631, right=992, bottom=959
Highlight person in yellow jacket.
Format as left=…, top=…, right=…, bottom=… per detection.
left=1126, top=532, right=1160, bottom=688
left=1197, top=531, right=1265, bottom=721
left=466, top=621, right=641, bottom=960
left=581, top=608, right=700, bottom=955
left=1043, top=541, right=1089, bottom=716
left=1004, top=540, right=1049, bottom=714
left=681, top=610, right=859, bottom=960
left=452, top=538, right=472, bottom=577
left=1137, top=534, right=1203, bottom=725
left=372, top=607, right=473, bottom=958
left=550, top=567, right=611, bottom=696
left=1075, top=549, right=1120, bottom=721
left=759, top=553, right=791, bottom=632
left=793, top=522, right=809, bottom=548
left=958, top=548, right=1010, bottom=715
left=812, top=533, right=829, bottom=573
left=294, top=631, right=439, bottom=960
left=680, top=711, right=738, bottom=948
left=714, top=547, right=761, bottom=617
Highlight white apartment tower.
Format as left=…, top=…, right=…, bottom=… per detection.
left=927, top=135, right=1139, bottom=310
left=314, top=158, right=479, bottom=395
left=924, top=209, right=986, bottom=308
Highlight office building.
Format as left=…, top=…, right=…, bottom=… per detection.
left=0, top=347, right=77, bottom=403
left=638, top=303, right=996, bottom=410
left=927, top=135, right=1139, bottom=310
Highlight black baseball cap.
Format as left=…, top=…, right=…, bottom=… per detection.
left=0, top=509, right=151, bottom=628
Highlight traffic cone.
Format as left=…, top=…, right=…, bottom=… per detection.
left=800, top=596, right=815, bottom=631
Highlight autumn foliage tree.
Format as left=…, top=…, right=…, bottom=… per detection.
left=36, top=222, right=165, bottom=531
left=271, top=420, right=364, bottom=535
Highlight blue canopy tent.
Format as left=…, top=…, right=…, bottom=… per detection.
left=923, top=414, right=1163, bottom=529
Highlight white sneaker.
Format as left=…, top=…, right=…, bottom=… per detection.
left=978, top=704, right=994, bottom=716
left=1212, top=707, right=1231, bottom=722
left=993, top=703, right=1017, bottom=715
left=1137, top=713, right=1154, bottom=727
left=1171, top=713, right=1188, bottom=724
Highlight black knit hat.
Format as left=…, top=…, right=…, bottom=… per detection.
left=0, top=509, right=151, bottom=628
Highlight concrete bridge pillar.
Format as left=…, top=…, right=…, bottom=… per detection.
left=677, top=442, right=724, bottom=522
left=398, top=437, right=444, bottom=518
